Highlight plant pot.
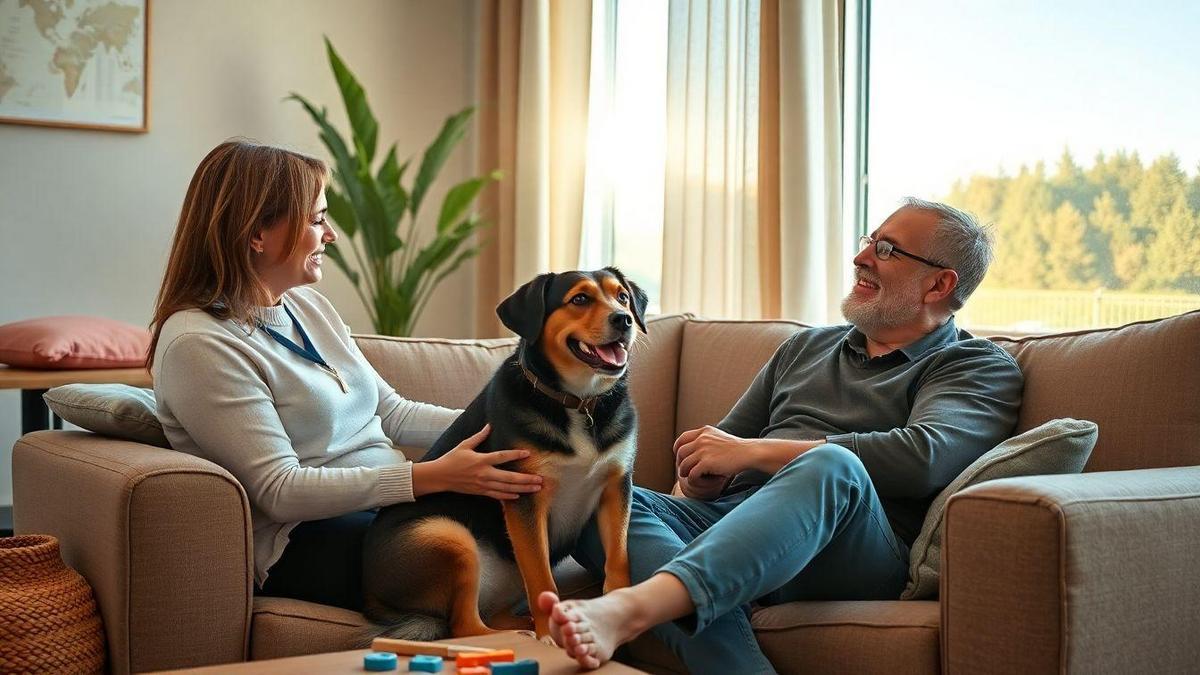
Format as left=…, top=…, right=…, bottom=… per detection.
left=0, top=535, right=106, bottom=674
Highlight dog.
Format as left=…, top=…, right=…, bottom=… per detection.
left=362, top=267, right=648, bottom=643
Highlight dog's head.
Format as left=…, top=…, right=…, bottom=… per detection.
left=498, top=267, right=648, bottom=396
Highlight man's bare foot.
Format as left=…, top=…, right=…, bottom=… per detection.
left=536, top=591, right=567, bottom=647
left=538, top=589, right=650, bottom=669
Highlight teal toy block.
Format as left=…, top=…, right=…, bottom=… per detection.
left=364, top=651, right=398, bottom=671
left=407, top=654, right=443, bottom=672
left=492, top=659, right=538, bottom=675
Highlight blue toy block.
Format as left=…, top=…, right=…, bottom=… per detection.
left=491, top=659, right=539, bottom=675
left=364, top=651, right=398, bottom=671
left=407, top=654, right=444, bottom=672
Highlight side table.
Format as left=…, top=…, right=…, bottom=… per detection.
left=0, top=366, right=152, bottom=434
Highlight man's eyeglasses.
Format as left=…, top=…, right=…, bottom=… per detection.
left=858, top=236, right=950, bottom=270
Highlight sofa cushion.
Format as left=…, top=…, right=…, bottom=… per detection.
left=250, top=558, right=600, bottom=660
left=0, top=315, right=151, bottom=369
left=250, top=597, right=368, bottom=660
left=753, top=600, right=940, bottom=675
left=675, top=319, right=806, bottom=438
left=990, top=310, right=1200, bottom=471
left=625, top=314, right=688, bottom=493
left=901, top=418, right=1098, bottom=600
left=352, top=334, right=517, bottom=410
left=43, top=384, right=170, bottom=447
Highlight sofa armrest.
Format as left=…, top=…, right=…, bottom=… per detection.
left=13, top=431, right=253, bottom=674
left=941, top=466, right=1200, bottom=674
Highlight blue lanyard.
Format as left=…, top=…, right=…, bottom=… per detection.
left=259, top=304, right=348, bottom=393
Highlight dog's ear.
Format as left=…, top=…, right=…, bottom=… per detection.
left=604, top=266, right=649, bottom=333
left=497, top=273, right=556, bottom=343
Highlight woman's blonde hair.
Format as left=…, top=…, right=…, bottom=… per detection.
left=147, top=140, right=329, bottom=369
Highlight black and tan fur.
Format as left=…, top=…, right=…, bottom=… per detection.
left=362, top=267, right=648, bottom=641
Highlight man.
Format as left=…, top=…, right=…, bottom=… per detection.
left=538, top=198, right=1024, bottom=673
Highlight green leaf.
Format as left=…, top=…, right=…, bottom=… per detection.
left=357, top=163, right=403, bottom=258
left=410, top=244, right=485, bottom=331
left=433, top=244, right=483, bottom=285
left=325, top=187, right=359, bottom=238
left=324, top=37, right=378, bottom=165
left=288, top=93, right=369, bottom=227
left=376, top=144, right=411, bottom=229
left=411, top=107, right=474, bottom=216
left=377, top=144, right=409, bottom=186
left=323, top=242, right=359, bottom=285
left=401, top=215, right=485, bottom=295
left=437, top=170, right=500, bottom=233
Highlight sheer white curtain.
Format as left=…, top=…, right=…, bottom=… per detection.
left=578, top=1, right=669, bottom=310
left=660, top=0, right=763, bottom=319
left=656, top=0, right=848, bottom=323
left=565, top=0, right=849, bottom=323
left=475, top=0, right=592, bottom=336
left=512, top=0, right=592, bottom=281
left=777, top=0, right=848, bottom=325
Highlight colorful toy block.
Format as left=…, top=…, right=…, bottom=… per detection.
left=492, top=659, right=539, bottom=675
left=454, top=649, right=516, bottom=668
left=363, top=651, right=398, bottom=671
left=407, top=654, right=443, bottom=672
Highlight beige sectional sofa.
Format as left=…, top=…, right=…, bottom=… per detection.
left=13, top=312, right=1200, bottom=673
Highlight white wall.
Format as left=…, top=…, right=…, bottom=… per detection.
left=0, top=0, right=480, bottom=511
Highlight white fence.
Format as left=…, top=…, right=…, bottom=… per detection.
left=958, top=288, right=1200, bottom=332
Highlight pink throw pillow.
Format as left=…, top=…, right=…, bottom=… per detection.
left=0, top=316, right=151, bottom=369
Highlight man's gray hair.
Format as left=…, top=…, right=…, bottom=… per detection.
left=902, top=197, right=994, bottom=311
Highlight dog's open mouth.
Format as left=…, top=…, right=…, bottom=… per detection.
left=569, top=338, right=629, bottom=372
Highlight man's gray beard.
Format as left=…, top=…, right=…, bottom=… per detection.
left=841, top=291, right=921, bottom=334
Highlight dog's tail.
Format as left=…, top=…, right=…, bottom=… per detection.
left=355, top=608, right=450, bottom=647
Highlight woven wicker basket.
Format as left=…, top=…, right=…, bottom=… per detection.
left=0, top=535, right=106, bottom=674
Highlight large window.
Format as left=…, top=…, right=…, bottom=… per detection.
left=579, top=0, right=669, bottom=314
left=866, top=0, right=1200, bottom=331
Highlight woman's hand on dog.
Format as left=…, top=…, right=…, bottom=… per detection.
left=414, top=424, right=544, bottom=500
left=673, top=425, right=755, bottom=499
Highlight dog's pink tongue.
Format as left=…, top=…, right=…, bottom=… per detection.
left=595, top=343, right=628, bottom=367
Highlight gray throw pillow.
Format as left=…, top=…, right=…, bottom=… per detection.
left=900, top=417, right=1098, bottom=600
left=43, top=383, right=170, bottom=448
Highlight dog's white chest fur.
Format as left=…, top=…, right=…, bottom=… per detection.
left=544, top=412, right=636, bottom=551
left=478, top=411, right=635, bottom=616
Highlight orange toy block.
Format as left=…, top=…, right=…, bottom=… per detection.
left=457, top=668, right=490, bottom=675
left=455, top=649, right=516, bottom=668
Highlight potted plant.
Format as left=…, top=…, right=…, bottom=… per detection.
left=288, top=37, right=499, bottom=336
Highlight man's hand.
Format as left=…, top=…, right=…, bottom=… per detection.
left=673, top=426, right=757, bottom=499
left=679, top=472, right=728, bottom=500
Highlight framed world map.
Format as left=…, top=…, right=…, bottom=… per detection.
left=0, top=0, right=149, bottom=132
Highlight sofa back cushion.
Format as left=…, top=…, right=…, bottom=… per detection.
left=352, top=313, right=688, bottom=492
left=673, top=318, right=806, bottom=451
left=354, top=334, right=517, bottom=410
left=624, top=315, right=688, bottom=492
left=989, top=310, right=1200, bottom=472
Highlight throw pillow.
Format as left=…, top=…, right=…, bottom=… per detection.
left=0, top=316, right=151, bottom=369
left=42, top=384, right=169, bottom=448
left=900, top=417, right=1098, bottom=600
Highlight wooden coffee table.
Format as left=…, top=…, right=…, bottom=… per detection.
left=153, top=632, right=647, bottom=674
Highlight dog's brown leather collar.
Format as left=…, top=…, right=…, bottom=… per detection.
left=520, top=365, right=599, bottom=428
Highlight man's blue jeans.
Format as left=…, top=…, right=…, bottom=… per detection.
left=573, top=444, right=911, bottom=675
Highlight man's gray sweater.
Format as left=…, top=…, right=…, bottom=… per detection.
left=718, top=318, right=1024, bottom=546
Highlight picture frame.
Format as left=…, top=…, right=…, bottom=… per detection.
left=0, top=0, right=151, bottom=133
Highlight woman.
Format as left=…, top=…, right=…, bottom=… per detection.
left=147, top=140, right=541, bottom=611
